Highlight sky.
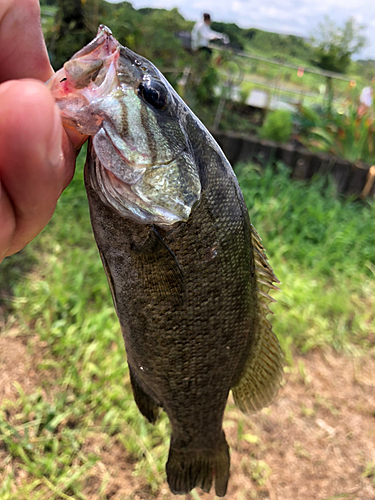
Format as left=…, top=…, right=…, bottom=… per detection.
left=107, top=0, right=375, bottom=60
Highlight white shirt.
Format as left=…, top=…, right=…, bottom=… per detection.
left=191, top=21, right=228, bottom=50
left=360, top=86, right=373, bottom=107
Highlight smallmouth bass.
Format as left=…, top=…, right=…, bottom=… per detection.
left=47, top=25, right=283, bottom=497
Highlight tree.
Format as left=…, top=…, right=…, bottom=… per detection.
left=311, top=16, right=367, bottom=74
left=45, top=0, right=109, bottom=69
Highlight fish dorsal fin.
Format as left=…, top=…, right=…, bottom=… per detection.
left=232, top=225, right=283, bottom=413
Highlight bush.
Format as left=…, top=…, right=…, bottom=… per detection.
left=259, top=109, right=292, bottom=143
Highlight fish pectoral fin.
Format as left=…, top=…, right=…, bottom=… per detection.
left=98, top=248, right=118, bottom=312
left=231, top=224, right=283, bottom=413
left=132, top=226, right=185, bottom=301
left=128, top=366, right=159, bottom=424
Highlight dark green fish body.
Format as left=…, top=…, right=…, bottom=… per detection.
left=48, top=26, right=283, bottom=497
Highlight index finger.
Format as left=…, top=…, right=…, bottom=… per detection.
left=0, top=0, right=52, bottom=83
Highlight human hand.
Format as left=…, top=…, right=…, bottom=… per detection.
left=0, top=0, right=87, bottom=262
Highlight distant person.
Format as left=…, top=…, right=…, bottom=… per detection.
left=358, top=78, right=375, bottom=117
left=191, top=13, right=229, bottom=55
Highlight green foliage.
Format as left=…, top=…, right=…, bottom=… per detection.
left=0, top=388, right=98, bottom=498
left=297, top=96, right=375, bottom=163
left=259, top=110, right=292, bottom=143
left=243, top=28, right=315, bottom=64
left=356, top=59, right=375, bottom=81
left=45, top=0, right=104, bottom=69
left=100, top=1, right=143, bottom=51
left=236, top=162, right=375, bottom=354
left=211, top=21, right=245, bottom=51
left=311, top=16, right=367, bottom=74
left=178, top=52, right=220, bottom=115
left=128, top=8, right=192, bottom=71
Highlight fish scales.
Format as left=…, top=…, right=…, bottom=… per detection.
left=85, top=138, right=253, bottom=430
left=48, top=25, right=283, bottom=497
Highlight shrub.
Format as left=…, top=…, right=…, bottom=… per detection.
left=259, top=109, right=292, bottom=143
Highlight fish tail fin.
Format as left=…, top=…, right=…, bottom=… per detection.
left=232, top=224, right=283, bottom=413
left=128, top=366, right=159, bottom=424
left=166, top=431, right=230, bottom=497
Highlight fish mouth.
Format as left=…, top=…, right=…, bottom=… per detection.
left=72, top=25, right=118, bottom=62
left=46, top=26, right=121, bottom=134
left=47, top=25, right=119, bottom=91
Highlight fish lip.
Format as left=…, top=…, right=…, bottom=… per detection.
left=70, top=25, right=118, bottom=61
left=46, top=24, right=119, bottom=94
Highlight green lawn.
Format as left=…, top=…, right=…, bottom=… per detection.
left=1, top=153, right=374, bottom=498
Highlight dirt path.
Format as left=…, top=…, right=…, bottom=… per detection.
left=1, top=334, right=375, bottom=500
left=0, top=333, right=45, bottom=402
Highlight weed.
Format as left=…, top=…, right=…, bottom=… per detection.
left=363, top=462, right=375, bottom=483
left=241, top=457, right=272, bottom=486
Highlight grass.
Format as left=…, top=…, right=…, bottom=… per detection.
left=1, top=152, right=375, bottom=498
left=236, top=162, right=375, bottom=356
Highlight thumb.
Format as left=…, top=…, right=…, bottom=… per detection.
left=0, top=79, right=76, bottom=258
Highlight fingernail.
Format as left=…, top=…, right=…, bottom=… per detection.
left=48, top=105, right=63, bottom=168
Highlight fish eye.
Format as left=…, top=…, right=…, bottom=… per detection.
left=137, top=77, right=168, bottom=110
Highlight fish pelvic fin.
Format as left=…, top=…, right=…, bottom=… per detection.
left=166, top=431, right=230, bottom=497
left=232, top=224, right=283, bottom=413
left=128, top=366, right=159, bottom=424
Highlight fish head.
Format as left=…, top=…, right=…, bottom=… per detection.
left=47, top=25, right=201, bottom=226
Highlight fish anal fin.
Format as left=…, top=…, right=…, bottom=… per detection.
left=232, top=225, right=283, bottom=413
left=129, top=366, right=159, bottom=424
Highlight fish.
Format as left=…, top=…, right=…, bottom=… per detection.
left=47, top=25, right=283, bottom=497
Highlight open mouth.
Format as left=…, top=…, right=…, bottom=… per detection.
left=71, top=25, right=119, bottom=63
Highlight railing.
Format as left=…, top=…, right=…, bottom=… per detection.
left=209, top=44, right=358, bottom=128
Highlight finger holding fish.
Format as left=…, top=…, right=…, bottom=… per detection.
left=0, top=0, right=87, bottom=261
